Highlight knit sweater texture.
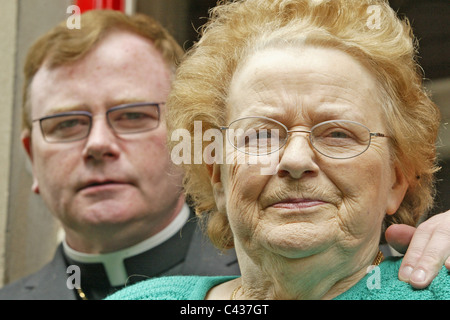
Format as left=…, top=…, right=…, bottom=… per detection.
left=105, top=257, right=449, bottom=300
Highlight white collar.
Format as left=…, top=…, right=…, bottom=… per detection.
left=63, top=203, right=190, bottom=286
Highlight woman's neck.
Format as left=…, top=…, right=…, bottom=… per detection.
left=235, top=245, right=379, bottom=300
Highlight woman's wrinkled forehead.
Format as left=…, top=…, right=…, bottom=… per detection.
left=226, top=44, right=386, bottom=129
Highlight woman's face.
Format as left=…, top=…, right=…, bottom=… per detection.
left=213, top=46, right=408, bottom=269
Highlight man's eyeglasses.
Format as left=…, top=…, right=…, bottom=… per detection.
left=32, top=102, right=163, bottom=143
left=220, top=116, right=388, bottom=159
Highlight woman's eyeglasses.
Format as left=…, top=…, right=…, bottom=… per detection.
left=220, top=116, right=388, bottom=159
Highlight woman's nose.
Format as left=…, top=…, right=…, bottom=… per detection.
left=276, top=133, right=319, bottom=179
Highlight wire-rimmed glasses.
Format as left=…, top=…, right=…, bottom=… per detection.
left=220, top=116, right=388, bottom=159
left=32, top=102, right=163, bottom=143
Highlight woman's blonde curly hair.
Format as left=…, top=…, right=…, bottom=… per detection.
left=166, top=0, right=441, bottom=250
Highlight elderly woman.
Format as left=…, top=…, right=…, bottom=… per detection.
left=108, top=0, right=449, bottom=299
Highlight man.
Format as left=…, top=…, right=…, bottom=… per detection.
left=0, top=9, right=448, bottom=300
left=0, top=10, right=239, bottom=300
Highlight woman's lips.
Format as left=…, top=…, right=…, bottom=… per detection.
left=270, top=198, right=327, bottom=209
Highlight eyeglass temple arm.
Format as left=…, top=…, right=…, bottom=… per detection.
left=370, top=132, right=388, bottom=138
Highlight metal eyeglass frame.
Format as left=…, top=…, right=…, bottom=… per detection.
left=32, top=102, right=164, bottom=143
left=220, top=116, right=388, bottom=159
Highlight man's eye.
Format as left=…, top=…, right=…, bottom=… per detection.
left=57, top=118, right=83, bottom=129
left=119, top=112, right=147, bottom=120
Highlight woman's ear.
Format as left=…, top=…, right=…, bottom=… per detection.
left=207, top=163, right=226, bottom=214
left=386, top=164, right=409, bottom=216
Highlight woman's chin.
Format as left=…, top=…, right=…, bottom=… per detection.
left=259, top=224, right=337, bottom=259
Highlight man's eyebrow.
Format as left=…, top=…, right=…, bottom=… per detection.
left=44, top=104, right=88, bottom=115
left=107, top=98, right=152, bottom=107
left=43, top=99, right=153, bottom=116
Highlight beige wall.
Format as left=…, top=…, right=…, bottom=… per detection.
left=0, top=0, right=71, bottom=287
left=0, top=0, right=19, bottom=287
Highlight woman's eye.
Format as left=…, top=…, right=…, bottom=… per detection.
left=256, top=130, right=271, bottom=139
left=328, top=131, right=351, bottom=139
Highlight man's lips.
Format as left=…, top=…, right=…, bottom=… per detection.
left=270, top=198, right=328, bottom=209
left=77, top=180, right=130, bottom=192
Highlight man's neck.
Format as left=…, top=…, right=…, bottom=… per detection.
left=63, top=203, right=190, bottom=286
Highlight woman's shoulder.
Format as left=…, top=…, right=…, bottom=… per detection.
left=335, top=257, right=450, bottom=300
left=105, top=275, right=237, bottom=300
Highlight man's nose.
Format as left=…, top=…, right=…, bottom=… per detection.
left=276, top=133, right=319, bottom=179
left=82, top=117, right=120, bottom=161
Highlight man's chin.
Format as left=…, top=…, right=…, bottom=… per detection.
left=72, top=200, right=145, bottom=226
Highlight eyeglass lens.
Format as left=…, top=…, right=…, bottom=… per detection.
left=40, top=114, right=90, bottom=143
left=108, top=105, right=159, bottom=134
left=226, top=117, right=372, bottom=158
left=39, top=104, right=159, bottom=143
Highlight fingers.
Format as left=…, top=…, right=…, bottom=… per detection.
left=398, top=212, right=450, bottom=289
left=385, top=224, right=415, bottom=254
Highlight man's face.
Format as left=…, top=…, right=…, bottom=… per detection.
left=24, top=31, right=184, bottom=251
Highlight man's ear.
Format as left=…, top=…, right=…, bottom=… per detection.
left=21, top=130, right=39, bottom=194
left=386, top=164, right=409, bottom=216
left=22, top=129, right=33, bottom=160
left=206, top=163, right=226, bottom=214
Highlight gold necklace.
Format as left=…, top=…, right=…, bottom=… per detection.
left=230, top=284, right=242, bottom=300
left=76, top=287, right=88, bottom=300
left=372, top=250, right=384, bottom=266
left=230, top=250, right=384, bottom=300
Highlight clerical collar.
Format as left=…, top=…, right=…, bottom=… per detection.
left=62, top=203, right=190, bottom=287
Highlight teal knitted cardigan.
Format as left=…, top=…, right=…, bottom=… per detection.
left=105, top=257, right=450, bottom=300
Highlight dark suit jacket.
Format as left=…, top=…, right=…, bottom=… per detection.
left=0, top=216, right=239, bottom=300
